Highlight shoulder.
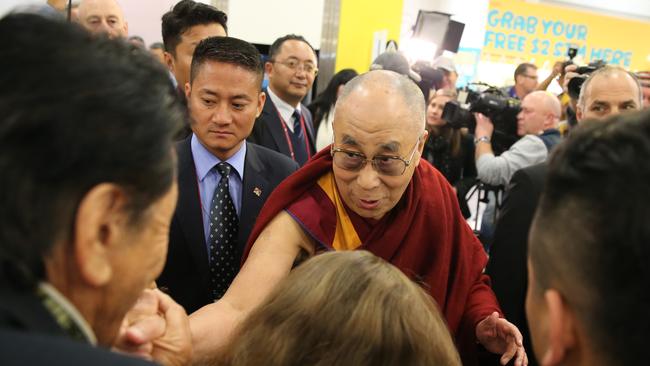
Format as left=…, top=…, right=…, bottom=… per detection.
left=247, top=143, right=299, bottom=171
left=0, top=329, right=154, bottom=366
left=301, top=104, right=313, bottom=119
left=515, top=162, right=547, bottom=185
left=513, top=134, right=547, bottom=150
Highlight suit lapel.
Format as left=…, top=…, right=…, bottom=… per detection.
left=237, top=143, right=271, bottom=261
left=175, top=139, right=210, bottom=281
left=261, top=93, right=293, bottom=157
left=301, top=106, right=316, bottom=154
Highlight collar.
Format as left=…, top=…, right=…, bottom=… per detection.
left=38, top=282, right=97, bottom=345
left=191, top=134, right=246, bottom=181
left=267, top=87, right=302, bottom=132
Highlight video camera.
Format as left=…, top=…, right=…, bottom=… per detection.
left=441, top=85, right=521, bottom=153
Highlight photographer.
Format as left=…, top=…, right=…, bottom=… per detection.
left=474, top=91, right=561, bottom=187
left=423, top=88, right=476, bottom=218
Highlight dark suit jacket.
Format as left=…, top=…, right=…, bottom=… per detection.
left=485, top=162, right=547, bottom=366
left=0, top=329, right=154, bottom=366
left=248, top=89, right=316, bottom=162
left=0, top=283, right=153, bottom=366
left=158, top=138, right=299, bottom=313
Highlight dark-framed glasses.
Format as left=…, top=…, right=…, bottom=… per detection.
left=330, top=137, right=422, bottom=176
left=272, top=58, right=318, bottom=76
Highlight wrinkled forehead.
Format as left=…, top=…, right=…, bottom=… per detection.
left=584, top=73, right=640, bottom=105
left=277, top=40, right=316, bottom=62
left=333, top=93, right=421, bottom=153
left=81, top=0, right=124, bottom=18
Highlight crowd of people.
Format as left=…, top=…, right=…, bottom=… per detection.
left=1, top=1, right=649, bottom=366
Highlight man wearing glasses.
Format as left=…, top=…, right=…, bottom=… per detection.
left=503, top=63, right=539, bottom=100
left=189, top=71, right=528, bottom=366
left=248, top=34, right=318, bottom=166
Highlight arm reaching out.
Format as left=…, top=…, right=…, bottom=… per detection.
left=189, top=211, right=315, bottom=364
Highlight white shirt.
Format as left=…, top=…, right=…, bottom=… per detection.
left=476, top=134, right=548, bottom=186
left=316, top=106, right=335, bottom=151
left=266, top=87, right=302, bottom=133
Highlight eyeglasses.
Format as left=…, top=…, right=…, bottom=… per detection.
left=272, top=59, right=318, bottom=76
left=522, top=74, right=538, bottom=80
left=330, top=137, right=422, bottom=176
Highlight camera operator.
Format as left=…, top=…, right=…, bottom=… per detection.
left=474, top=91, right=561, bottom=187
left=423, top=88, right=476, bottom=218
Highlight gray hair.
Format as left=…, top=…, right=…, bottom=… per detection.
left=577, top=65, right=643, bottom=111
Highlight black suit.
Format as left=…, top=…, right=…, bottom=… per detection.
left=158, top=138, right=298, bottom=313
left=0, top=284, right=153, bottom=366
left=0, top=329, right=154, bottom=366
left=485, top=162, right=546, bottom=366
left=248, top=89, right=316, bottom=164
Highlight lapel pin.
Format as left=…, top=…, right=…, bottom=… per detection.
left=253, top=187, right=262, bottom=197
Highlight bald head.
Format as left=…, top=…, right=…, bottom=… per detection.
left=577, top=66, right=642, bottom=122
left=336, top=70, right=425, bottom=134
left=528, top=91, right=561, bottom=118
left=517, top=90, right=561, bottom=135
left=78, top=0, right=127, bottom=39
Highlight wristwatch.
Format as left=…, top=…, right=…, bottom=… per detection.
left=474, top=136, right=491, bottom=144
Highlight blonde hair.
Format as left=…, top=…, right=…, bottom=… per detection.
left=219, top=251, right=461, bottom=366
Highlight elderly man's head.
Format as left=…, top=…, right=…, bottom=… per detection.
left=331, top=71, right=427, bottom=220
left=526, top=109, right=650, bottom=366
left=577, top=66, right=642, bottom=122
left=516, top=91, right=561, bottom=136
left=77, top=0, right=127, bottom=39
left=0, top=14, right=182, bottom=345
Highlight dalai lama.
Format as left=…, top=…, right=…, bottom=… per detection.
left=188, top=70, right=528, bottom=366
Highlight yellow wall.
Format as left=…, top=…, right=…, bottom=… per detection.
left=335, top=0, right=404, bottom=73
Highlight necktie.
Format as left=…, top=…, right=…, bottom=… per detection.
left=291, top=110, right=308, bottom=166
left=208, top=162, right=239, bottom=300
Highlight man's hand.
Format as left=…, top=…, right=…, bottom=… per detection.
left=563, top=64, right=579, bottom=96
left=476, top=312, right=528, bottom=366
left=114, top=289, right=192, bottom=366
left=474, top=113, right=494, bottom=139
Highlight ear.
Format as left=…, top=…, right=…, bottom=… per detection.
left=184, top=81, right=192, bottom=101
left=164, top=51, right=176, bottom=75
left=414, top=130, right=428, bottom=167
left=73, top=183, right=129, bottom=288
left=256, top=91, right=267, bottom=118
left=576, top=105, right=584, bottom=124
left=123, top=20, right=129, bottom=37
left=264, top=61, right=274, bottom=78
left=539, top=289, right=578, bottom=366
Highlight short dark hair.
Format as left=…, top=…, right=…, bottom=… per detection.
left=267, top=34, right=315, bottom=61
left=150, top=42, right=165, bottom=50
left=0, top=14, right=183, bottom=289
left=514, top=62, right=536, bottom=80
left=128, top=35, right=145, bottom=44
left=190, top=36, right=264, bottom=89
left=161, top=0, right=228, bottom=55
left=530, top=109, right=650, bottom=365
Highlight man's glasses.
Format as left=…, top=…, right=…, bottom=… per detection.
left=330, top=137, right=422, bottom=176
left=272, top=59, right=318, bottom=76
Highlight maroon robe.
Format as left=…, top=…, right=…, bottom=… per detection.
left=243, top=148, right=502, bottom=363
